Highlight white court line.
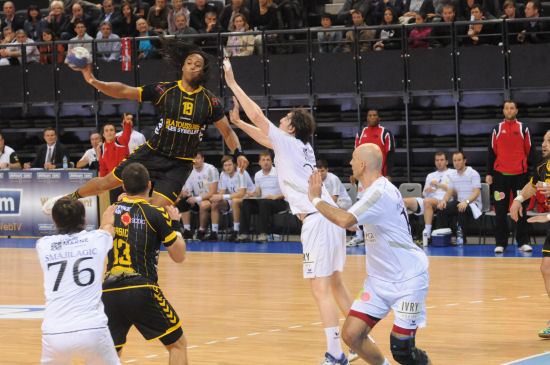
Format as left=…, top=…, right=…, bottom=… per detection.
left=288, top=325, right=302, bottom=329
left=226, top=337, right=239, bottom=340
left=426, top=306, right=436, bottom=309
left=247, top=332, right=260, bottom=336
left=124, top=360, right=136, bottom=363
left=493, top=298, right=507, bottom=301
left=268, top=329, right=281, bottom=332
left=517, top=296, right=531, bottom=298
left=205, top=341, right=217, bottom=345
left=144, top=354, right=158, bottom=358
left=500, top=351, right=550, bottom=364
left=446, top=303, right=459, bottom=306
left=311, top=321, right=322, bottom=325
left=469, top=300, right=483, bottom=303
left=187, top=345, right=198, bottom=349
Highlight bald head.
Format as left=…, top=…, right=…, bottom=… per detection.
left=356, top=143, right=383, bottom=171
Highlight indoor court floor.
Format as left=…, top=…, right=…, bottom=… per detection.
left=1, top=238, right=550, bottom=365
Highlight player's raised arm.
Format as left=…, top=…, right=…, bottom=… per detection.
left=223, top=58, right=270, bottom=135
left=78, top=64, right=140, bottom=100
left=214, top=116, right=250, bottom=172
left=229, top=97, right=273, bottom=149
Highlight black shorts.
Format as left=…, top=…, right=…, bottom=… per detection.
left=112, top=144, right=194, bottom=204
left=175, top=198, right=200, bottom=213
left=543, top=233, right=550, bottom=258
left=102, top=284, right=183, bottom=348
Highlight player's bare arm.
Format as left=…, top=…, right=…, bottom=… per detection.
left=223, top=58, right=271, bottom=135
left=79, top=64, right=140, bottom=100
left=229, top=97, right=273, bottom=149
left=308, top=170, right=357, bottom=229
left=213, top=116, right=249, bottom=172
left=511, top=182, right=537, bottom=221
left=165, top=205, right=186, bottom=263
left=99, top=205, right=116, bottom=237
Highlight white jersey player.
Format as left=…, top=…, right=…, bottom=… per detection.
left=308, top=143, right=432, bottom=365
left=36, top=197, right=120, bottom=365
left=224, top=57, right=355, bottom=365
left=182, top=162, right=219, bottom=197
left=318, top=161, right=353, bottom=210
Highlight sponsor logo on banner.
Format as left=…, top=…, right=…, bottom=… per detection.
left=37, top=172, right=62, bottom=180
left=0, top=172, right=4, bottom=179
left=8, top=172, right=32, bottom=182
left=0, top=189, right=22, bottom=216
left=68, top=171, right=94, bottom=182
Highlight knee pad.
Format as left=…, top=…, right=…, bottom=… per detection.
left=390, top=334, right=429, bottom=365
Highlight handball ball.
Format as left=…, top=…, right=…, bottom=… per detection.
left=66, top=47, right=92, bottom=69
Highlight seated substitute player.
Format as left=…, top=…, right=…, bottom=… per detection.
left=37, top=197, right=120, bottom=365
left=224, top=59, right=356, bottom=365
left=308, top=143, right=432, bottom=365
left=48, top=39, right=248, bottom=212
left=208, top=155, right=247, bottom=241
left=403, top=151, right=454, bottom=243
left=317, top=159, right=353, bottom=210
left=176, top=151, right=219, bottom=240
left=511, top=130, right=550, bottom=338
left=101, top=162, right=188, bottom=363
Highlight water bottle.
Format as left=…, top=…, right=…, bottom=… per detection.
left=457, top=225, right=464, bottom=246
left=422, top=229, right=429, bottom=247
left=62, top=155, right=68, bottom=169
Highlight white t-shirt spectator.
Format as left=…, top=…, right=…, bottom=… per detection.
left=182, top=162, right=219, bottom=196
left=323, top=172, right=352, bottom=208
left=116, top=129, right=146, bottom=154
left=423, top=169, right=455, bottom=201
left=78, top=147, right=97, bottom=167
left=254, top=166, right=281, bottom=197
left=448, top=166, right=482, bottom=218
left=0, top=145, right=18, bottom=167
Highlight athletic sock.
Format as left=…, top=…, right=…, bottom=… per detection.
left=233, top=222, right=240, bottom=231
left=199, top=227, right=205, bottom=232
left=425, top=225, right=432, bottom=236
left=354, top=229, right=363, bottom=239
left=382, top=359, right=391, bottom=365
left=212, top=224, right=218, bottom=233
left=324, top=326, right=344, bottom=359
left=70, top=190, right=82, bottom=199
left=184, top=224, right=191, bottom=231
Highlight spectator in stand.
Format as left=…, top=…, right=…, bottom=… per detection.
left=98, top=115, right=132, bottom=203
left=0, top=2, right=24, bottom=37
left=24, top=127, right=69, bottom=170
left=250, top=0, right=280, bottom=31
left=200, top=11, right=223, bottom=55
left=336, top=0, right=370, bottom=26
left=113, top=2, right=139, bottom=38
left=61, top=0, right=102, bottom=14
left=500, top=0, right=517, bottom=19
left=176, top=151, right=219, bottom=240
left=220, top=0, right=251, bottom=31
left=225, top=13, right=255, bottom=56
left=96, top=21, right=121, bottom=62
left=76, top=132, right=101, bottom=170
left=464, top=4, right=498, bottom=45
left=430, top=4, right=457, bottom=47
left=67, top=3, right=94, bottom=39
left=0, top=133, right=21, bottom=169
left=190, top=0, right=219, bottom=32
left=318, top=13, right=344, bottom=53
left=371, top=0, right=404, bottom=26
left=115, top=113, right=146, bottom=153
left=24, top=5, right=48, bottom=42
left=517, top=0, right=550, bottom=44
left=208, top=155, right=247, bottom=242
left=501, top=0, right=522, bottom=44
left=0, top=27, right=16, bottom=66
left=317, top=159, right=353, bottom=210
left=136, top=17, right=161, bottom=59
left=237, top=150, right=287, bottom=243
left=168, top=0, right=191, bottom=34
left=147, top=0, right=170, bottom=33
left=0, top=30, right=39, bottom=66
left=437, top=151, right=482, bottom=245
left=373, top=7, right=402, bottom=50
left=487, top=101, right=536, bottom=254
left=94, top=0, right=122, bottom=36
left=39, top=28, right=66, bottom=65
left=68, top=20, right=93, bottom=55
left=408, top=11, right=432, bottom=48
left=274, top=0, right=303, bottom=30
left=170, top=13, right=198, bottom=42
left=46, top=1, right=71, bottom=41
left=344, top=9, right=375, bottom=52
left=402, top=0, right=435, bottom=22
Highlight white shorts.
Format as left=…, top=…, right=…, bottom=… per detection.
left=41, top=327, right=120, bottom=365
left=350, top=272, right=429, bottom=330
left=220, top=199, right=233, bottom=214
left=301, top=212, right=346, bottom=278
left=413, top=197, right=441, bottom=216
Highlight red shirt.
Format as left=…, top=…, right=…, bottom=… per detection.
left=488, top=120, right=534, bottom=175
left=98, top=122, right=131, bottom=177
left=355, top=125, right=395, bottom=176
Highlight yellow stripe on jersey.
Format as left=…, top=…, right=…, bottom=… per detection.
left=102, top=284, right=160, bottom=292
left=137, top=204, right=157, bottom=232
left=177, top=80, right=203, bottom=95
left=156, top=84, right=179, bottom=105
left=203, top=89, right=213, bottom=117
left=543, top=250, right=550, bottom=253
left=137, top=87, right=143, bottom=103
left=147, top=322, right=182, bottom=342
left=153, top=190, right=176, bottom=204
left=112, top=169, right=123, bottom=182
left=163, top=231, right=177, bottom=244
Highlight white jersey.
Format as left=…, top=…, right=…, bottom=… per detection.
left=348, top=177, right=429, bottom=283
left=448, top=166, right=482, bottom=217
left=268, top=122, right=334, bottom=214
left=219, top=170, right=246, bottom=194
left=254, top=167, right=282, bottom=197
left=78, top=148, right=98, bottom=167
left=182, top=162, right=219, bottom=196
left=0, top=145, right=16, bottom=166
left=36, top=229, right=113, bottom=334
left=244, top=170, right=255, bottom=193
left=116, top=129, right=146, bottom=153
left=324, top=172, right=352, bottom=206
left=423, top=169, right=455, bottom=200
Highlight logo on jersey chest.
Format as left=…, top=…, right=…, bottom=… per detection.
left=121, top=212, right=132, bottom=226
left=364, top=231, right=377, bottom=244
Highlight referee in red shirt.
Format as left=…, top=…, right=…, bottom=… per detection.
left=487, top=101, right=536, bottom=253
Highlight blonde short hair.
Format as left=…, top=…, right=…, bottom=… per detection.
left=230, top=13, right=249, bottom=31
left=50, top=1, right=64, bottom=10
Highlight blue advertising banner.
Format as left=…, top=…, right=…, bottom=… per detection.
left=0, top=170, right=98, bottom=237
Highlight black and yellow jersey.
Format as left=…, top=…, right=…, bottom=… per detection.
left=530, top=159, right=550, bottom=203
left=104, top=197, right=178, bottom=288
left=138, top=80, right=225, bottom=159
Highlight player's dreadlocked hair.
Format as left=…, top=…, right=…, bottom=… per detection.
left=160, top=37, right=211, bottom=87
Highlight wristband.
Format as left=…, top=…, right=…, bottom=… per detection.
left=223, top=194, right=230, bottom=200
left=547, top=213, right=550, bottom=220
left=514, top=194, right=525, bottom=203
left=172, top=219, right=182, bottom=232
left=312, top=197, right=323, bottom=207
left=195, top=196, right=202, bottom=203
left=175, top=231, right=182, bottom=238
left=233, top=147, right=245, bottom=159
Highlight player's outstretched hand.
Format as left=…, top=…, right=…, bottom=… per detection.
left=229, top=96, right=241, bottom=125
left=308, top=170, right=323, bottom=203
left=510, top=200, right=523, bottom=222
left=222, top=57, right=236, bottom=87
left=165, top=205, right=182, bottom=222
left=100, top=205, right=117, bottom=237
left=527, top=214, right=550, bottom=224
left=75, top=63, right=96, bottom=85
left=237, top=155, right=249, bottom=173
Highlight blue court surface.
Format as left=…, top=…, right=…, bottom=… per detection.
left=0, top=237, right=543, bottom=258
left=501, top=353, right=550, bottom=365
